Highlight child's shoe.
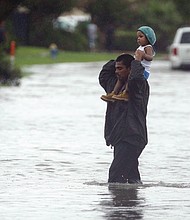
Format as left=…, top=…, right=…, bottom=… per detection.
left=100, top=91, right=115, bottom=102
left=112, top=92, right=129, bottom=101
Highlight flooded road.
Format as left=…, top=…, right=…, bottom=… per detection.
left=0, top=60, right=190, bottom=219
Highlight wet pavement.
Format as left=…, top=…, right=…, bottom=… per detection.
left=0, top=60, right=190, bottom=219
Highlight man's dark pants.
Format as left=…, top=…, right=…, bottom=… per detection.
left=108, top=141, right=144, bottom=183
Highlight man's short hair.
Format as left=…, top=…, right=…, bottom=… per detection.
left=116, top=53, right=134, bottom=68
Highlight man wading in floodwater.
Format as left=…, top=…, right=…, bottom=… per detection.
left=99, top=52, right=149, bottom=184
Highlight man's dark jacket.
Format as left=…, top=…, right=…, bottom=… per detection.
left=99, top=60, right=149, bottom=148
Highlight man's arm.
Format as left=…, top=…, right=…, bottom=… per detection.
left=99, top=60, right=117, bottom=93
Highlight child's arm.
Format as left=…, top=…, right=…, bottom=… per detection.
left=143, top=46, right=154, bottom=61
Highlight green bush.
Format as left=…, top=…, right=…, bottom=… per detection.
left=114, top=30, right=137, bottom=52
left=0, top=55, right=21, bottom=86
left=54, top=29, right=88, bottom=51
left=28, top=19, right=88, bottom=51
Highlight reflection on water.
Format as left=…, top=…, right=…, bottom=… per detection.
left=102, top=185, right=144, bottom=220
left=0, top=61, right=190, bottom=219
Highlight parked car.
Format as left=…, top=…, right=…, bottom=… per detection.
left=169, top=27, right=190, bottom=69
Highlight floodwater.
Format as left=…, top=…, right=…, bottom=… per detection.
left=0, top=60, right=190, bottom=220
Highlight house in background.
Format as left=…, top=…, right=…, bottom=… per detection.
left=53, top=8, right=91, bottom=32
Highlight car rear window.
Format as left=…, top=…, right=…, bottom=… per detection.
left=180, top=32, right=190, bottom=43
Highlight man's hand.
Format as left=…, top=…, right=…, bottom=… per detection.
left=135, top=49, right=144, bottom=61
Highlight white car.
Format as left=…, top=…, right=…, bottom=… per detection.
left=169, top=27, right=190, bottom=69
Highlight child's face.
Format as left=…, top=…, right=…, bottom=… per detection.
left=137, top=31, right=149, bottom=46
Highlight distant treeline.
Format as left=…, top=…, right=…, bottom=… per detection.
left=3, top=0, right=190, bottom=52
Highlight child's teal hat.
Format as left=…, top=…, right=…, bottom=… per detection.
left=138, top=26, right=156, bottom=45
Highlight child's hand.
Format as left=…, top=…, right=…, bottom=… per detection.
left=135, top=49, right=144, bottom=61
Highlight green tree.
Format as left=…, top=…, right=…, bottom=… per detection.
left=22, top=0, right=76, bottom=18
left=84, top=0, right=183, bottom=51
left=85, top=0, right=129, bottom=29
left=0, top=0, right=23, bottom=21
left=173, top=0, right=190, bottom=23
left=0, top=0, right=23, bottom=86
left=18, top=0, right=77, bottom=46
left=137, top=0, right=182, bottom=50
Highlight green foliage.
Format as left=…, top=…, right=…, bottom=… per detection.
left=0, top=54, right=21, bottom=86
left=0, top=0, right=23, bottom=21
left=53, top=29, right=88, bottom=51
left=22, top=0, right=76, bottom=18
left=17, top=0, right=86, bottom=49
left=29, top=18, right=56, bottom=47
left=85, top=0, right=128, bottom=29
left=51, top=22, right=89, bottom=51
left=173, top=0, right=190, bottom=22
left=5, top=0, right=190, bottom=52
left=84, top=0, right=184, bottom=51
left=28, top=18, right=88, bottom=51
left=137, top=0, right=183, bottom=50
left=114, top=30, right=137, bottom=52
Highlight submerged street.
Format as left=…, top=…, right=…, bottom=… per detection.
left=0, top=60, right=190, bottom=219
